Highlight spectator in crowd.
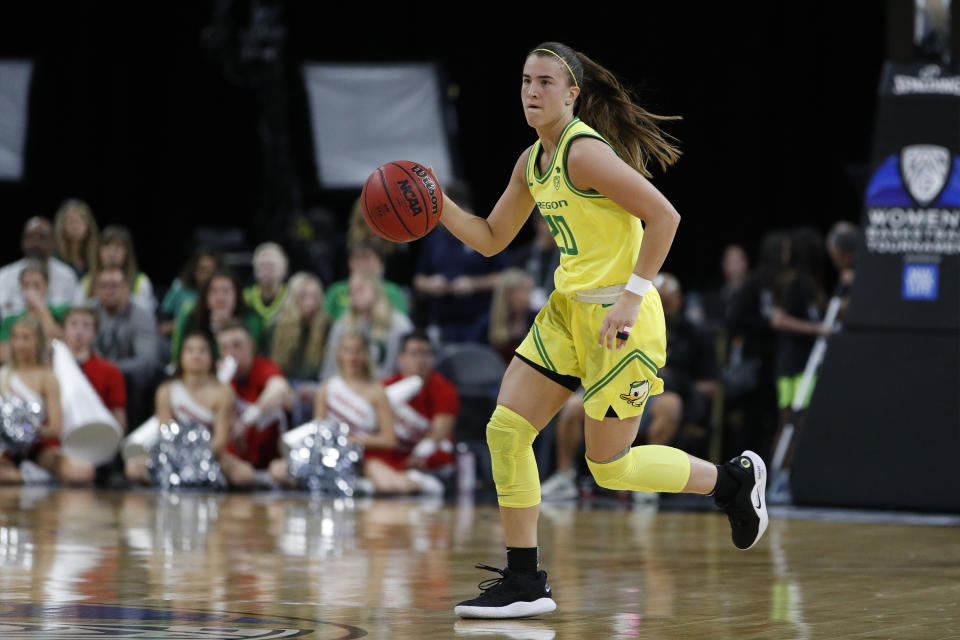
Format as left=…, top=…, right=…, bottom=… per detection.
left=767, top=228, right=831, bottom=493
left=53, top=199, right=99, bottom=279
left=216, top=320, right=292, bottom=477
left=366, top=331, right=459, bottom=494
left=269, top=272, right=328, bottom=424
left=511, top=214, right=560, bottom=310
left=0, top=314, right=94, bottom=485
left=826, top=221, right=859, bottom=317
left=322, top=272, right=413, bottom=379
left=722, top=231, right=785, bottom=461
left=0, top=260, right=66, bottom=363
left=325, top=242, right=409, bottom=320
left=413, top=185, right=507, bottom=342
left=171, top=268, right=263, bottom=363
left=92, top=267, right=160, bottom=426
left=487, top=268, right=538, bottom=364
left=124, top=332, right=250, bottom=487
left=0, top=217, right=83, bottom=319
left=701, top=244, right=749, bottom=328
left=159, top=248, right=222, bottom=337
left=62, top=306, right=127, bottom=431
left=771, top=228, right=830, bottom=414
left=272, top=331, right=442, bottom=495
left=81, top=225, right=156, bottom=312
left=243, top=242, right=289, bottom=329
left=722, top=244, right=749, bottom=296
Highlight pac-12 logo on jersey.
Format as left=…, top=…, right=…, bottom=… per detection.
left=553, top=175, right=561, bottom=190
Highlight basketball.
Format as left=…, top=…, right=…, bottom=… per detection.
left=361, top=161, right=443, bottom=242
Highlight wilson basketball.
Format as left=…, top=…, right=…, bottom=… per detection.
left=361, top=161, right=443, bottom=242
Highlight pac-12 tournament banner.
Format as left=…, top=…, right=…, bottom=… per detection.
left=793, top=61, right=960, bottom=512
left=845, top=62, right=960, bottom=332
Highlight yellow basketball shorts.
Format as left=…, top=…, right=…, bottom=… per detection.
left=516, top=288, right=667, bottom=421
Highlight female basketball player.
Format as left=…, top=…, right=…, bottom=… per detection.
left=442, top=43, right=769, bottom=619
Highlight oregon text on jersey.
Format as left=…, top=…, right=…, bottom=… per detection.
left=537, top=199, right=569, bottom=210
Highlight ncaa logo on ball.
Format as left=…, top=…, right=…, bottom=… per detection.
left=396, top=179, right=423, bottom=216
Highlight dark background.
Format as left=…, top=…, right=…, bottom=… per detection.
left=0, top=3, right=885, bottom=292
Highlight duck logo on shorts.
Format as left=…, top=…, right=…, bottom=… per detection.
left=620, top=380, right=650, bottom=408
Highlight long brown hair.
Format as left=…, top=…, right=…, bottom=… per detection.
left=54, top=199, right=99, bottom=271
left=529, top=42, right=681, bottom=177
left=335, top=329, right=375, bottom=382
left=191, top=267, right=249, bottom=334
left=85, top=225, right=140, bottom=296
left=173, top=330, right=217, bottom=379
left=9, top=314, right=49, bottom=368
left=343, top=272, right=393, bottom=341
left=270, top=272, right=328, bottom=374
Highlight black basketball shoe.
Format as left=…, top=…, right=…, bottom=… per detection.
left=716, top=450, right=769, bottom=550
left=454, top=564, right=557, bottom=619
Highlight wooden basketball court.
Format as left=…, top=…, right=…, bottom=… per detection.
left=0, top=487, right=956, bottom=638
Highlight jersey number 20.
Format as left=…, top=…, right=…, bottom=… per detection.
left=544, top=215, right=579, bottom=256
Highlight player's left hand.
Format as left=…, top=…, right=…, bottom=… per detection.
left=598, top=291, right=644, bottom=351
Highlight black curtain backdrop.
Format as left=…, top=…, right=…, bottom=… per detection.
left=0, top=3, right=885, bottom=294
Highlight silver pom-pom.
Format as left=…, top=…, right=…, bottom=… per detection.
left=147, top=421, right=227, bottom=490
left=287, top=419, right=361, bottom=496
left=0, top=395, right=44, bottom=458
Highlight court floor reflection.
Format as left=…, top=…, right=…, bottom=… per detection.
left=0, top=487, right=957, bottom=639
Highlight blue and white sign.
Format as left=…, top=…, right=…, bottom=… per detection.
left=902, top=263, right=939, bottom=300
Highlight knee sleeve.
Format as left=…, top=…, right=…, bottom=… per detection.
left=586, top=445, right=690, bottom=493
left=486, top=404, right=541, bottom=508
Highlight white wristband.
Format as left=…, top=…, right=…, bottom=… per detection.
left=625, top=274, right=653, bottom=297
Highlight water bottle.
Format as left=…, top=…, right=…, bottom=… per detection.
left=456, top=442, right=476, bottom=498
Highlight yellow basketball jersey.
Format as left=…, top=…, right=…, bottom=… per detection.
left=525, top=117, right=644, bottom=293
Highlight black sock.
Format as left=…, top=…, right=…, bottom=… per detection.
left=709, top=464, right=739, bottom=503
left=506, top=547, right=538, bottom=576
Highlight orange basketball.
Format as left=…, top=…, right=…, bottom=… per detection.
left=360, top=161, right=443, bottom=242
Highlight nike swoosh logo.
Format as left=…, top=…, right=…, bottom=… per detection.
left=754, top=493, right=762, bottom=510
left=545, top=585, right=551, bottom=593
left=497, top=493, right=514, bottom=498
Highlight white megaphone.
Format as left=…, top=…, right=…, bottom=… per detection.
left=52, top=340, right=123, bottom=465
left=280, top=375, right=424, bottom=455
left=122, top=416, right=159, bottom=462
left=217, top=356, right=237, bottom=384
left=384, top=375, right=423, bottom=408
